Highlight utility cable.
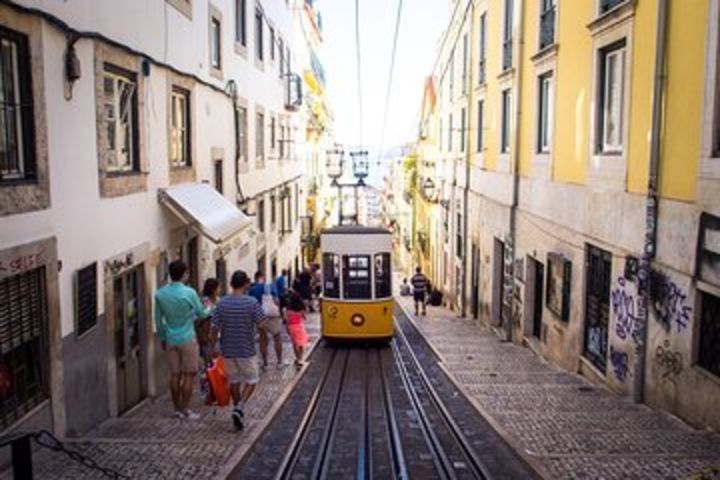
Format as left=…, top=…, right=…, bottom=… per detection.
left=377, top=0, right=404, bottom=164
left=355, top=0, right=364, bottom=146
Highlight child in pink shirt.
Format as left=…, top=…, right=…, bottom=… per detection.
left=286, top=290, right=309, bottom=369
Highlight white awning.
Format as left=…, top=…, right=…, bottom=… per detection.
left=159, top=183, right=252, bottom=244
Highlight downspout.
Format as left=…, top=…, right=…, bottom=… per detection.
left=506, top=0, right=525, bottom=341
left=461, top=1, right=476, bottom=318
left=634, top=0, right=667, bottom=404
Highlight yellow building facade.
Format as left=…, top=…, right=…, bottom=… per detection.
left=416, top=0, right=720, bottom=430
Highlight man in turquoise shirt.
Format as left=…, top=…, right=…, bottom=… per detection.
left=155, top=260, right=209, bottom=419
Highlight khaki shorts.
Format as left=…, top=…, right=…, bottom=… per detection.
left=259, top=317, right=282, bottom=336
left=225, top=356, right=259, bottom=385
left=166, top=340, right=199, bottom=375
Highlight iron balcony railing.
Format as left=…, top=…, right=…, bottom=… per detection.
left=539, top=5, right=556, bottom=50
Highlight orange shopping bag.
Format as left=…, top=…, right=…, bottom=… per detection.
left=206, top=357, right=231, bottom=407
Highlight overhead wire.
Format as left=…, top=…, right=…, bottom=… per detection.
left=355, top=0, right=364, bottom=146
left=377, top=0, right=405, bottom=166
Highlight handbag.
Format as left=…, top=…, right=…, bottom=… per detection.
left=206, top=357, right=231, bottom=407
left=262, top=285, right=280, bottom=318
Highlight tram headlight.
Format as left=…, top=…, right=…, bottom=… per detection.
left=350, top=314, right=365, bottom=327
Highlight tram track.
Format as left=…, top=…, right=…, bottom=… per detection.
left=231, top=309, right=537, bottom=480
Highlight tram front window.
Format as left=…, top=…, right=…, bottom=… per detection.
left=323, top=253, right=340, bottom=298
left=375, top=253, right=391, bottom=298
left=343, top=255, right=371, bottom=299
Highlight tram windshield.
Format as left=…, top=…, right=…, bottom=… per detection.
left=374, top=253, right=391, bottom=298
left=343, top=255, right=371, bottom=299
left=322, top=253, right=340, bottom=298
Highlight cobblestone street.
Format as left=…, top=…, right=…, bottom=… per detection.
left=0, top=315, right=320, bottom=480
left=395, top=296, right=720, bottom=480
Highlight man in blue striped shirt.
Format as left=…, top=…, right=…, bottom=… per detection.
left=210, top=270, right=265, bottom=431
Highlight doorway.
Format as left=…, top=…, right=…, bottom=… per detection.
left=113, top=266, right=147, bottom=413
left=530, top=258, right=544, bottom=338
left=492, top=238, right=505, bottom=326
left=471, top=244, right=480, bottom=319
left=584, top=245, right=611, bottom=373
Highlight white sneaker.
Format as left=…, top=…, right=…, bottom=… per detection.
left=184, top=409, right=201, bottom=420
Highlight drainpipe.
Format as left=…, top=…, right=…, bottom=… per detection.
left=461, top=1, right=476, bottom=318
left=634, top=0, right=667, bottom=404
left=506, top=0, right=525, bottom=342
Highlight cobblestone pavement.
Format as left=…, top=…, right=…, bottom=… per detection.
left=0, top=314, right=320, bottom=480
left=395, top=295, right=720, bottom=480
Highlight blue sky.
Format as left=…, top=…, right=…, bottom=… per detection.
left=319, top=0, right=449, bottom=157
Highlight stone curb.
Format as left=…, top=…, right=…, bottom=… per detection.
left=214, top=332, right=323, bottom=480
left=395, top=298, right=554, bottom=480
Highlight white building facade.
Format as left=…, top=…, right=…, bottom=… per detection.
left=0, top=0, right=303, bottom=438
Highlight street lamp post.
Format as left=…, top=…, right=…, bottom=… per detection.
left=325, top=146, right=369, bottom=226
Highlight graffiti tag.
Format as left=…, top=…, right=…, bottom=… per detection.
left=650, top=270, right=692, bottom=334
left=611, top=277, right=641, bottom=343
left=655, top=339, right=683, bottom=380
left=609, top=346, right=630, bottom=383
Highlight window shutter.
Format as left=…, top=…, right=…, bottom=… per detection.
left=75, top=263, right=98, bottom=336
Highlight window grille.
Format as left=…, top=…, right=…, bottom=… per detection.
left=75, top=263, right=98, bottom=336
left=0, top=267, right=48, bottom=429
left=1, top=27, right=35, bottom=181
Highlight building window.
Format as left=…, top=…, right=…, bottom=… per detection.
left=461, top=33, right=468, bottom=95
left=478, top=13, right=487, bottom=84
left=460, top=108, right=466, bottom=153
left=539, top=0, right=556, bottom=50
left=270, top=116, right=276, bottom=151
left=598, top=41, right=626, bottom=153
left=270, top=194, right=276, bottom=228
left=455, top=213, right=463, bottom=258
left=502, top=0, right=514, bottom=71
left=343, top=255, right=371, bottom=299
left=599, top=0, right=626, bottom=15
left=476, top=100, right=484, bottom=152
left=0, top=28, right=35, bottom=182
left=238, top=106, right=248, bottom=163
left=269, top=27, right=275, bottom=61
left=537, top=72, right=553, bottom=153
left=214, top=159, right=223, bottom=194
left=236, top=0, right=246, bottom=46
left=103, top=66, right=139, bottom=173
left=210, top=18, right=222, bottom=69
left=448, top=114, right=453, bottom=152
left=255, top=8, right=264, bottom=61
left=75, top=263, right=98, bottom=336
left=698, top=291, right=720, bottom=378
left=257, top=197, right=265, bottom=232
left=279, top=37, right=285, bottom=77
left=170, top=87, right=191, bottom=167
left=0, top=267, right=49, bottom=429
left=501, top=89, right=511, bottom=153
left=255, top=111, right=264, bottom=166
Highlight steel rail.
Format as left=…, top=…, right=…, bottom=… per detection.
left=391, top=338, right=454, bottom=480
left=274, top=347, right=344, bottom=480
left=378, top=348, right=409, bottom=480
left=394, top=320, right=493, bottom=480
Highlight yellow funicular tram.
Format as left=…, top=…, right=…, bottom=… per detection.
left=320, top=225, right=394, bottom=341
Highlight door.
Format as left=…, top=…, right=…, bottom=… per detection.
left=471, top=244, right=480, bottom=319
left=532, top=259, right=544, bottom=338
left=215, top=258, right=227, bottom=295
left=113, top=266, right=146, bottom=413
left=584, top=245, right=611, bottom=372
left=492, top=238, right=505, bottom=326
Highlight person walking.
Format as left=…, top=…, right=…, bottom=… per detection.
left=286, top=289, right=309, bottom=369
left=210, top=270, right=265, bottom=431
left=249, top=271, right=283, bottom=368
left=155, top=260, right=209, bottom=420
left=197, top=278, right=220, bottom=362
left=275, top=269, right=289, bottom=318
left=411, top=267, right=429, bottom=316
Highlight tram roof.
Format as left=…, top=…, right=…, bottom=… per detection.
left=321, top=225, right=391, bottom=235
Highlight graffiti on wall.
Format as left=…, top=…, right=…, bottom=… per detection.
left=650, top=270, right=691, bottom=334
left=609, top=346, right=630, bottom=383
left=655, top=339, right=683, bottom=380
left=611, top=277, right=641, bottom=344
